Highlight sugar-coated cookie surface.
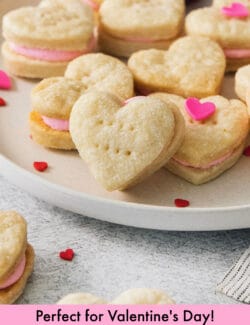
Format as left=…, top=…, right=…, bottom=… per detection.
left=3, top=0, right=94, bottom=50
left=0, top=212, right=34, bottom=304
left=186, top=7, right=250, bottom=49
left=213, top=0, right=250, bottom=8
left=246, top=89, right=250, bottom=115
left=98, top=0, right=185, bottom=57
left=70, top=92, right=184, bottom=191
left=100, top=0, right=184, bottom=40
left=57, top=288, right=174, bottom=304
left=65, top=53, right=134, bottom=100
left=128, top=36, right=226, bottom=98
left=31, top=78, right=86, bottom=120
left=58, top=293, right=107, bottom=304
left=151, top=93, right=249, bottom=185
left=235, top=64, right=250, bottom=102
left=185, top=4, right=250, bottom=71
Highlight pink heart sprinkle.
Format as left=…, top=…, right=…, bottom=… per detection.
left=221, top=2, right=249, bottom=18
left=185, top=98, right=216, bottom=121
left=0, top=70, right=11, bottom=90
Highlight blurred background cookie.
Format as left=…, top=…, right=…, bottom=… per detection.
left=186, top=0, right=250, bottom=71
left=98, top=0, right=185, bottom=58
left=0, top=211, right=34, bottom=304
left=1, top=0, right=95, bottom=78
left=235, top=64, right=250, bottom=102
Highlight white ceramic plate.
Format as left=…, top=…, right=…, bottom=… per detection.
left=1, top=0, right=250, bottom=231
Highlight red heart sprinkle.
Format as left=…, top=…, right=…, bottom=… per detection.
left=59, top=248, right=74, bottom=261
left=0, top=98, right=6, bottom=106
left=33, top=161, right=48, bottom=172
left=243, top=146, right=250, bottom=156
left=175, top=199, right=190, bottom=208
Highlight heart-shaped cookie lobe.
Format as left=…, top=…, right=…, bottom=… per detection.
left=70, top=92, right=185, bottom=191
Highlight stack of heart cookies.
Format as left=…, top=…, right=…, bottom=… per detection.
left=67, top=34, right=248, bottom=190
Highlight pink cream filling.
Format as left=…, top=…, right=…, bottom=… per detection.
left=42, top=116, right=69, bottom=131
left=224, top=48, right=250, bottom=59
left=82, top=0, right=100, bottom=11
left=0, top=254, right=26, bottom=289
left=172, top=150, right=234, bottom=170
left=9, top=35, right=96, bottom=62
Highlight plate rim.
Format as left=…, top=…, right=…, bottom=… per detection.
left=1, top=153, right=250, bottom=231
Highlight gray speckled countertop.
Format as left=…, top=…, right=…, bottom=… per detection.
left=0, top=175, right=249, bottom=304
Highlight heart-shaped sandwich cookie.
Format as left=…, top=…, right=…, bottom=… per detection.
left=70, top=92, right=185, bottom=191
left=128, top=36, right=226, bottom=98
left=31, top=53, right=134, bottom=150
left=57, top=288, right=175, bottom=304
left=30, top=77, right=86, bottom=150
left=151, top=93, right=249, bottom=185
left=235, top=64, right=250, bottom=102
left=0, top=211, right=34, bottom=304
left=2, top=0, right=94, bottom=78
left=99, top=0, right=185, bottom=57
left=186, top=1, right=250, bottom=71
